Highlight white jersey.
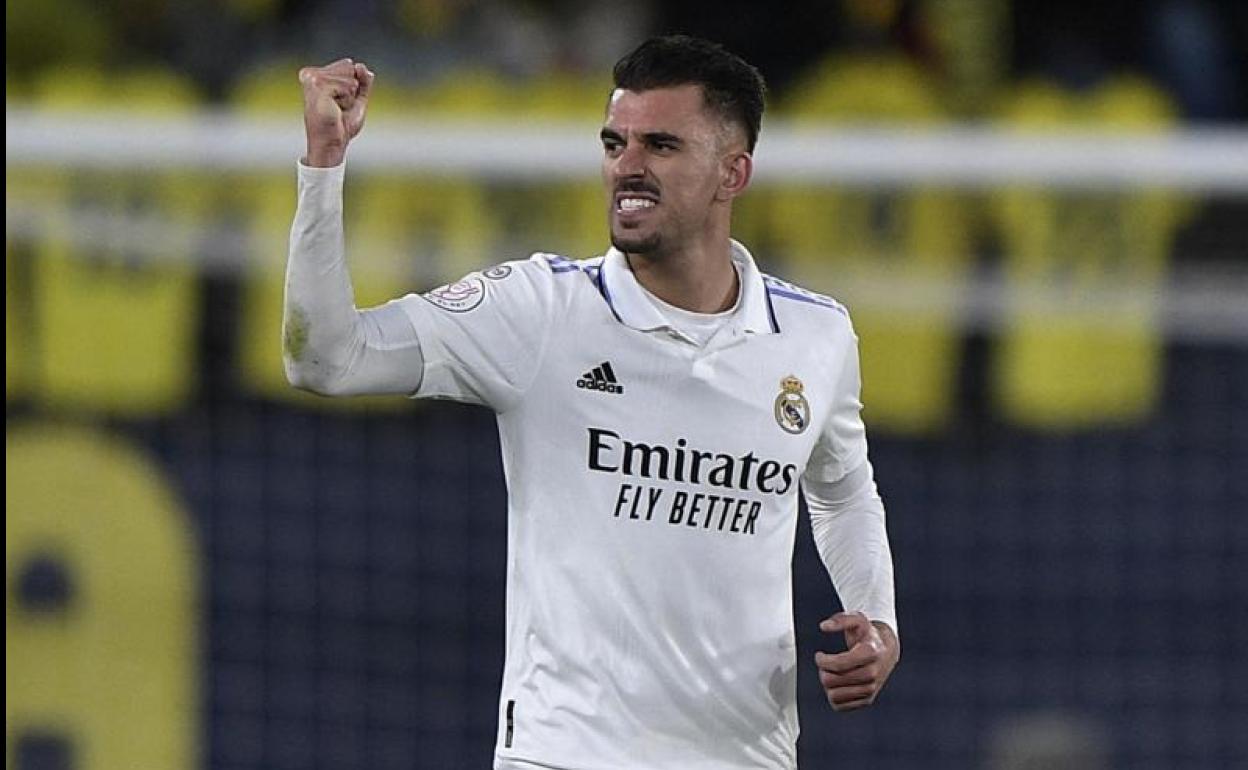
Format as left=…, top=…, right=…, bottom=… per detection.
left=396, top=244, right=881, bottom=770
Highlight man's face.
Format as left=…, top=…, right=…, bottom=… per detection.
left=600, top=85, right=740, bottom=257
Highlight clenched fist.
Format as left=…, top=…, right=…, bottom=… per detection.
left=815, top=611, right=899, bottom=712
left=299, top=58, right=374, bottom=167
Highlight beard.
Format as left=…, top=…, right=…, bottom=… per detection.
left=610, top=229, right=663, bottom=255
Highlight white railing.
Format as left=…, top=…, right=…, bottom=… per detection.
left=8, top=107, right=1248, bottom=190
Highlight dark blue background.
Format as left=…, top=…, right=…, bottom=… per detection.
left=97, top=343, right=1246, bottom=769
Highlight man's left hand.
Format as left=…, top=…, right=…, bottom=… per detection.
left=814, top=611, right=899, bottom=712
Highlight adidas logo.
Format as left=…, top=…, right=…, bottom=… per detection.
left=576, top=361, right=625, bottom=395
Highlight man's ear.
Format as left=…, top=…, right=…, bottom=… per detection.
left=717, top=151, right=753, bottom=201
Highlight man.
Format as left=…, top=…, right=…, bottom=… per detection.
left=286, top=35, right=898, bottom=770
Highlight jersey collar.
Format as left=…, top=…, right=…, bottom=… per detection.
left=598, top=240, right=779, bottom=336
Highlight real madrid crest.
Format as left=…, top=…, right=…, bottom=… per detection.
left=774, top=375, right=810, bottom=435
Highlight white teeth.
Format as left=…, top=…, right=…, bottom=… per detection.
left=620, top=198, right=655, bottom=212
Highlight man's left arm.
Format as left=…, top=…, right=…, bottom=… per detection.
left=802, top=327, right=899, bottom=711
left=805, top=465, right=899, bottom=711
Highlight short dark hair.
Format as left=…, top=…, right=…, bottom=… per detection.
left=612, top=35, right=767, bottom=153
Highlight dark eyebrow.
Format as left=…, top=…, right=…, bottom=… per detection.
left=598, top=128, right=684, bottom=147
left=642, top=131, right=683, bottom=147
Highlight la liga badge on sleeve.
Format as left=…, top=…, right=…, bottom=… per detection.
left=423, top=277, right=486, bottom=312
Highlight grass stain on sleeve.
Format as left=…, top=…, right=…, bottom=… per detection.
left=283, top=304, right=310, bottom=362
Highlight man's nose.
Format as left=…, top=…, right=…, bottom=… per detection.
left=613, top=142, right=646, bottom=178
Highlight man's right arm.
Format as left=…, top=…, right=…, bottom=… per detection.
left=283, top=60, right=425, bottom=397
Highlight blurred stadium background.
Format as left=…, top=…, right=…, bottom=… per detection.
left=6, top=0, right=1247, bottom=768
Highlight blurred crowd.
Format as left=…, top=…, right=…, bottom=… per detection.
left=7, top=0, right=1246, bottom=121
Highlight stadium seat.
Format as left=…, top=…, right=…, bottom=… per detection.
left=509, top=71, right=612, bottom=259
left=22, top=65, right=206, bottom=414
left=989, top=76, right=1188, bottom=428
left=8, top=68, right=37, bottom=400
left=7, top=241, right=25, bottom=400
left=410, top=66, right=610, bottom=260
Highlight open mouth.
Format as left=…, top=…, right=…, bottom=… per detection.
left=617, top=197, right=657, bottom=213
left=615, top=189, right=659, bottom=216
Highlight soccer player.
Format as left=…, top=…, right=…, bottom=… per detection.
left=286, top=35, right=898, bottom=770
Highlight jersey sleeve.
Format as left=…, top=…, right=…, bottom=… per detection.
left=395, top=256, right=560, bottom=411
left=803, top=461, right=897, bottom=637
left=284, top=161, right=427, bottom=397
left=803, top=324, right=870, bottom=486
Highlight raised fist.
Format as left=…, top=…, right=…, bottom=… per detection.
left=298, top=58, right=374, bottom=167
